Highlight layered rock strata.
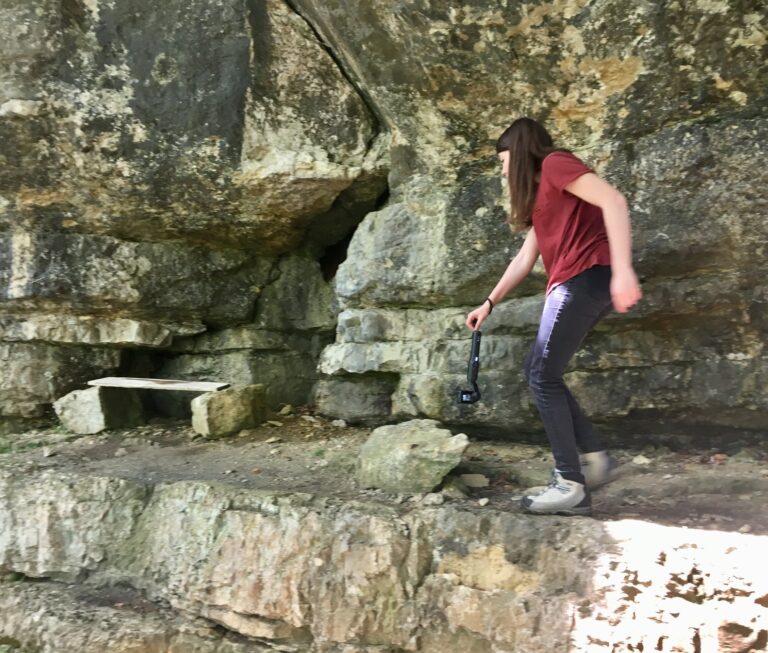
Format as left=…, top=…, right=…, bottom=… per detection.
left=300, top=1, right=768, bottom=432
left=1, top=1, right=766, bottom=431
left=0, top=463, right=766, bottom=652
left=0, top=0, right=387, bottom=423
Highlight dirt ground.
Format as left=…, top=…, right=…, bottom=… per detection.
left=2, top=406, right=767, bottom=535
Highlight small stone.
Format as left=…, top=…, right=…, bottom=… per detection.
left=477, top=498, right=490, bottom=506
left=269, top=447, right=281, bottom=454
left=223, top=469, right=235, bottom=474
left=422, top=492, right=444, bottom=505
left=313, top=557, right=324, bottom=567
left=251, top=467, right=261, bottom=474
left=331, top=419, right=347, bottom=427
left=441, top=475, right=470, bottom=499
left=301, top=415, right=319, bottom=423
left=265, top=436, right=282, bottom=443
left=632, top=455, right=651, bottom=465
left=266, top=420, right=283, bottom=427
left=42, top=447, right=56, bottom=457
left=279, top=404, right=293, bottom=415
left=114, top=447, right=128, bottom=457
left=738, top=524, right=752, bottom=533
left=460, top=473, right=490, bottom=488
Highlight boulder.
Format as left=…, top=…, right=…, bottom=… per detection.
left=53, top=387, right=144, bottom=435
left=356, top=418, right=469, bottom=492
left=191, top=384, right=268, bottom=438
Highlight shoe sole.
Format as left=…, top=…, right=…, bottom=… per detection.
left=522, top=505, right=592, bottom=517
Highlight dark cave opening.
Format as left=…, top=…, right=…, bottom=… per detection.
left=317, top=185, right=390, bottom=282
left=318, top=229, right=354, bottom=282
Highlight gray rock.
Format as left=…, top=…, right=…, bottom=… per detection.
left=3, top=0, right=768, bottom=438
left=298, top=1, right=768, bottom=435
left=421, top=492, right=445, bottom=506
left=356, top=418, right=469, bottom=492
left=53, top=387, right=144, bottom=435
left=313, top=376, right=397, bottom=425
left=191, top=384, right=268, bottom=438
left=0, top=0, right=384, bottom=423
left=1, top=343, right=121, bottom=420
left=0, top=315, right=203, bottom=348
left=152, top=255, right=338, bottom=415
left=156, top=350, right=324, bottom=416
left=0, top=578, right=266, bottom=653
left=440, top=475, right=471, bottom=499
left=2, top=465, right=766, bottom=652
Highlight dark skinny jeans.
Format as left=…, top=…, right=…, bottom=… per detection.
left=523, top=264, right=614, bottom=481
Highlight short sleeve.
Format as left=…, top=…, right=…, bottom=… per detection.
left=541, top=152, right=594, bottom=193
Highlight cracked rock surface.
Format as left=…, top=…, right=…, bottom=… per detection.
left=1, top=416, right=766, bottom=652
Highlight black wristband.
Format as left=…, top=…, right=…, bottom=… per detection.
left=484, top=297, right=494, bottom=313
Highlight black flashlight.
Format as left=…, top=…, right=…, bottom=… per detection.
left=457, top=330, right=482, bottom=404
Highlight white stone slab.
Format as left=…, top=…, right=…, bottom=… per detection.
left=88, top=377, right=229, bottom=392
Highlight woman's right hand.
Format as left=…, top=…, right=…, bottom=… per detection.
left=610, top=267, right=643, bottom=313
left=465, top=304, right=491, bottom=331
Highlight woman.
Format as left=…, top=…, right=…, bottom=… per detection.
left=465, top=117, right=643, bottom=516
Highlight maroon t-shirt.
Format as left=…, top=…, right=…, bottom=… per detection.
left=532, top=151, right=612, bottom=296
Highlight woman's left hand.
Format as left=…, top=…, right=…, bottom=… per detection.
left=610, top=267, right=643, bottom=313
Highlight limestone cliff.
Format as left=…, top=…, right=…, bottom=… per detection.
left=1, top=0, right=766, bottom=435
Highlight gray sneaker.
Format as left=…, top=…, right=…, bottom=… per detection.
left=520, top=470, right=592, bottom=516
left=580, top=450, right=619, bottom=489
left=523, top=452, right=619, bottom=496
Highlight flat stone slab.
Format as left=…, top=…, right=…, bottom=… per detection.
left=88, top=377, right=230, bottom=392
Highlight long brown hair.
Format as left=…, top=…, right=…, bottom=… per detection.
left=495, top=117, right=569, bottom=232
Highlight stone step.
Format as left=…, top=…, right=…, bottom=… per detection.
left=0, top=576, right=271, bottom=653
left=1, top=463, right=766, bottom=653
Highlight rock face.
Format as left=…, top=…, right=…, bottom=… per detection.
left=4, top=2, right=768, bottom=651
left=0, top=0, right=387, bottom=423
left=1, top=1, right=766, bottom=435
left=0, top=578, right=267, bottom=653
left=297, top=1, right=768, bottom=433
left=1, top=464, right=767, bottom=652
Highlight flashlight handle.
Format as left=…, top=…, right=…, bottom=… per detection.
left=467, top=330, right=481, bottom=382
